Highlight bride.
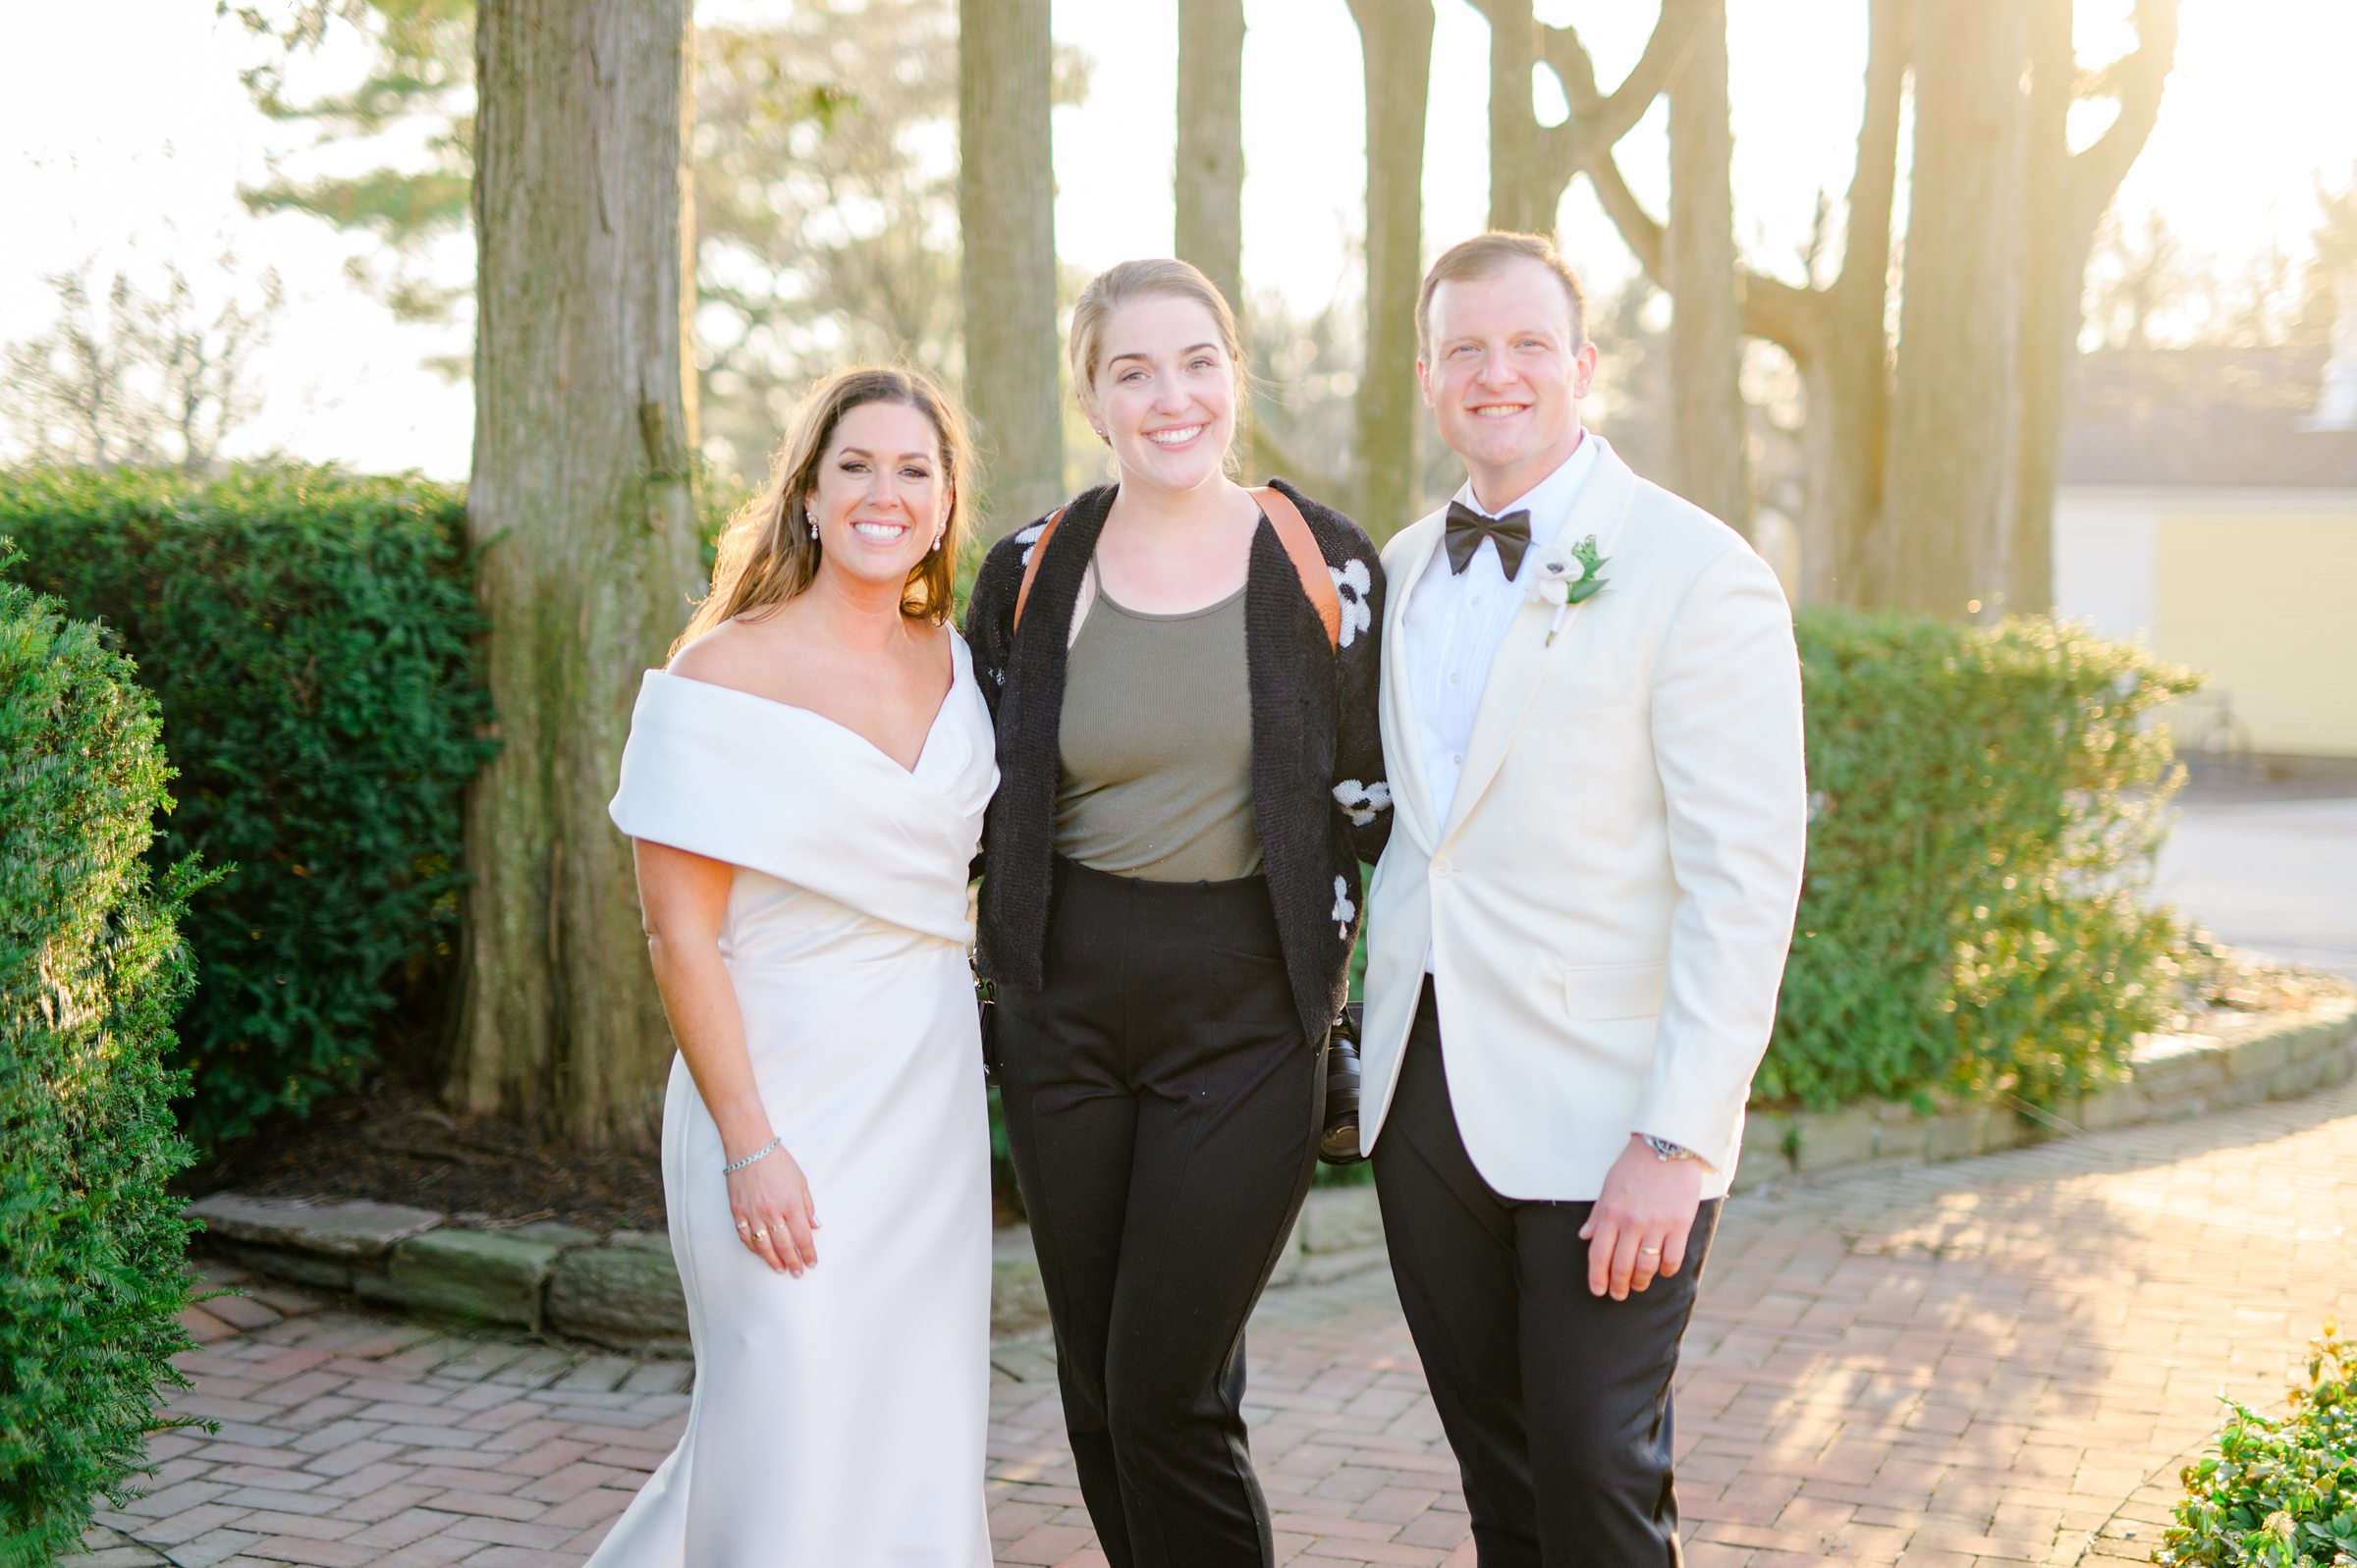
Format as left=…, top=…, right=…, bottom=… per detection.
left=591, top=365, right=997, bottom=1566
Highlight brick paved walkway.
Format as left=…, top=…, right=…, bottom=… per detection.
left=84, top=1077, right=2357, bottom=1567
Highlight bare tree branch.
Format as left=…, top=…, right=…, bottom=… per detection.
left=1584, top=0, right=1709, bottom=145
left=1745, top=274, right=1821, bottom=358
left=1534, top=0, right=1708, bottom=172
left=1573, top=55, right=1818, bottom=358
left=2065, top=0, right=2179, bottom=233
left=1583, top=144, right=1666, bottom=281
left=1, top=258, right=281, bottom=470
left=1831, top=0, right=1908, bottom=306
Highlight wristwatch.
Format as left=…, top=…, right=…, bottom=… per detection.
left=1640, top=1134, right=1698, bottom=1162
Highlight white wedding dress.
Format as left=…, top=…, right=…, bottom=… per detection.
left=591, top=632, right=998, bottom=1567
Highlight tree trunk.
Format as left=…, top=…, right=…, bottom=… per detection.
left=2009, top=0, right=2075, bottom=617
left=1176, top=0, right=1258, bottom=470
left=1346, top=0, right=1435, bottom=533
left=1664, top=0, right=1750, bottom=535
left=1578, top=0, right=1902, bottom=604
left=1879, top=0, right=2031, bottom=621
left=1796, top=334, right=1886, bottom=604
left=453, top=0, right=703, bottom=1145
left=959, top=0, right=1066, bottom=534
left=1175, top=0, right=1245, bottom=312
left=1485, top=0, right=1549, bottom=233
left=1800, top=0, right=1905, bottom=606
left=2011, top=0, right=2179, bottom=615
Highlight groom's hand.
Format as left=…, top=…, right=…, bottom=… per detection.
left=1579, top=1136, right=1707, bottom=1300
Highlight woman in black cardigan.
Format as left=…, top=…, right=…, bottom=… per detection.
left=965, top=258, right=1390, bottom=1568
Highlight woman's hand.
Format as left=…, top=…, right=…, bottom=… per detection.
left=727, top=1144, right=821, bottom=1277
left=633, top=839, right=822, bottom=1280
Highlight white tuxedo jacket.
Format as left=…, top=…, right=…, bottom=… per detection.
left=1359, top=441, right=1807, bottom=1200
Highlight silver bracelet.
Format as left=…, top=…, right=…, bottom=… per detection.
left=721, top=1136, right=784, bottom=1175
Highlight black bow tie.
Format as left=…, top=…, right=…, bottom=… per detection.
left=1443, top=500, right=1533, bottom=577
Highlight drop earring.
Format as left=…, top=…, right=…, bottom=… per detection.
left=930, top=529, right=946, bottom=553
left=808, top=520, right=818, bottom=541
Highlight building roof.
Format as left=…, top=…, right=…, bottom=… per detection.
left=2059, top=344, right=2357, bottom=489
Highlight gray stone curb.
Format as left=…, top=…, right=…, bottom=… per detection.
left=186, top=1182, right=1387, bottom=1352
left=1730, top=993, right=2357, bottom=1190
left=187, top=994, right=2353, bottom=1349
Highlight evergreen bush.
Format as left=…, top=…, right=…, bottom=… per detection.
left=1, top=466, right=497, bottom=1147
left=0, top=563, right=201, bottom=1563
left=0, top=458, right=2209, bottom=1180
left=2161, top=1322, right=2357, bottom=1566
left=1769, top=609, right=2202, bottom=1108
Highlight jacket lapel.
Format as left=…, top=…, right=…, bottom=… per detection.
left=1382, top=514, right=1447, bottom=854
left=1439, top=443, right=1638, bottom=843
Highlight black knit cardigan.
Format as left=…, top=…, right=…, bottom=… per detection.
left=963, top=479, right=1393, bottom=1048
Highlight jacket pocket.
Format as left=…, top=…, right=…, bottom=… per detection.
left=1562, top=960, right=1668, bottom=1022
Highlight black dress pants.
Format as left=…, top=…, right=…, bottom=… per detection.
left=995, top=856, right=1323, bottom=1568
left=1372, top=979, right=1721, bottom=1568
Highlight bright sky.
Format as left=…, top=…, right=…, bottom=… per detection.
left=2, top=0, right=2350, bottom=480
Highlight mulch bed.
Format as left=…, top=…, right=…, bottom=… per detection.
left=182, top=1075, right=670, bottom=1234
left=182, top=1070, right=1030, bottom=1231
left=2178, top=936, right=2346, bottom=1025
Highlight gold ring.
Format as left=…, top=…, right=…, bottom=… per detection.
left=752, top=1228, right=769, bottom=1240
left=1638, top=1245, right=1662, bottom=1256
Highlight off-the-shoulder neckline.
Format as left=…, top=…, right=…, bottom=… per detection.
left=646, top=632, right=970, bottom=779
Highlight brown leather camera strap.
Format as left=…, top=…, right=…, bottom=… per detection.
left=1009, top=508, right=1066, bottom=637
left=1253, top=485, right=1343, bottom=649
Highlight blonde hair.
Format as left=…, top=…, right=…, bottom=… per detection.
left=1416, top=232, right=1590, bottom=360
left=1068, top=258, right=1248, bottom=433
left=674, top=365, right=973, bottom=655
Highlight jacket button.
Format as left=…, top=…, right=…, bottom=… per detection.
left=1434, top=857, right=1454, bottom=879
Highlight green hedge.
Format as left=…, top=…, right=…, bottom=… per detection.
left=1768, top=609, right=2201, bottom=1108
left=0, top=467, right=497, bottom=1147
left=0, top=563, right=201, bottom=1563
left=2161, top=1322, right=2357, bottom=1566
left=0, top=460, right=2207, bottom=1162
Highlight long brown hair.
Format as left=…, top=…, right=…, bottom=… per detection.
left=674, top=365, right=974, bottom=655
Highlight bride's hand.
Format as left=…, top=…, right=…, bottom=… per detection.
left=727, top=1145, right=821, bottom=1277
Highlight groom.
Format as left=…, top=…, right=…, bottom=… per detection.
left=1358, top=232, right=1807, bottom=1564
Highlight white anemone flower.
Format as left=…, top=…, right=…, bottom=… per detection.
left=1527, top=543, right=1583, bottom=605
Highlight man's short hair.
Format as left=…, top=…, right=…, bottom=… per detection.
left=1416, top=232, right=1589, bottom=360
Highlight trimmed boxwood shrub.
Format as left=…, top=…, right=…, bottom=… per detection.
left=1768, top=609, right=2202, bottom=1108
left=1, top=466, right=497, bottom=1148
left=0, top=459, right=2206, bottom=1184
left=0, top=564, right=201, bottom=1563
left=2161, top=1323, right=2357, bottom=1566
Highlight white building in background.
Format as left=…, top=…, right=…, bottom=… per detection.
left=2054, top=290, right=2357, bottom=759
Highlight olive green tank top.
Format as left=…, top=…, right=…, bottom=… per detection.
left=1054, top=582, right=1261, bottom=882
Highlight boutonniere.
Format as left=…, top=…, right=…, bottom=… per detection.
left=1526, top=534, right=1610, bottom=645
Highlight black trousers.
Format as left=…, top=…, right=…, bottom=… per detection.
left=995, top=856, right=1323, bottom=1568
left=1372, top=979, right=1720, bottom=1568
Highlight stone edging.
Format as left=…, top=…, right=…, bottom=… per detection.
left=187, top=1183, right=1388, bottom=1353
left=183, top=1199, right=692, bottom=1351
left=1731, top=994, right=2357, bottom=1189
left=189, top=995, right=2353, bottom=1349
